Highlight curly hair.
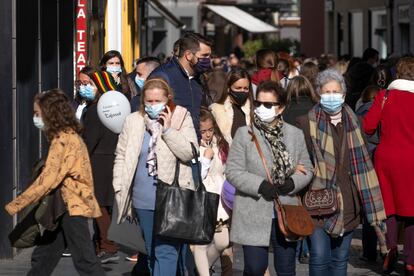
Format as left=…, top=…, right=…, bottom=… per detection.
left=396, top=57, right=414, bottom=81
left=35, top=89, right=82, bottom=140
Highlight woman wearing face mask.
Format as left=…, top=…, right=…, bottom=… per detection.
left=82, top=71, right=120, bottom=263
left=209, top=68, right=252, bottom=274
left=74, top=66, right=99, bottom=121
left=210, top=68, right=252, bottom=144
left=5, top=89, right=105, bottom=276
left=113, top=78, right=198, bottom=276
left=296, top=69, right=386, bottom=276
left=225, top=80, right=313, bottom=276
left=99, top=50, right=132, bottom=99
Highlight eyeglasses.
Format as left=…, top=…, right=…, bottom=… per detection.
left=253, top=100, right=280, bottom=109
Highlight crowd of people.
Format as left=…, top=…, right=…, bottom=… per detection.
left=4, top=31, right=414, bottom=276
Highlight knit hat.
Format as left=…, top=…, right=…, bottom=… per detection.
left=91, top=71, right=117, bottom=94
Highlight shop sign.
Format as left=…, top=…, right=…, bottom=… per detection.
left=76, top=0, right=87, bottom=74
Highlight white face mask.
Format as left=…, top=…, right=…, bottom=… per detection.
left=33, top=116, right=45, bottom=130
left=254, top=104, right=277, bottom=123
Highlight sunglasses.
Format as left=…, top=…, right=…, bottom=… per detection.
left=253, top=100, right=280, bottom=109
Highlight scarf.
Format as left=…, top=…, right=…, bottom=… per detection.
left=144, top=115, right=162, bottom=176
left=309, top=104, right=387, bottom=237
left=254, top=115, right=294, bottom=185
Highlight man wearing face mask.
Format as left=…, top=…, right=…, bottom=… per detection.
left=149, top=32, right=213, bottom=137
left=129, top=57, right=161, bottom=112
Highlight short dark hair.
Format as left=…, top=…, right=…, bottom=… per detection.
left=363, top=47, right=379, bottom=61
left=178, top=32, right=212, bottom=57
left=173, top=39, right=181, bottom=56
left=136, top=56, right=161, bottom=68
left=79, top=66, right=95, bottom=77
left=256, top=80, right=287, bottom=107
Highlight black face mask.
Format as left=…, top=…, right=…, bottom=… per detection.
left=230, top=90, right=249, bottom=106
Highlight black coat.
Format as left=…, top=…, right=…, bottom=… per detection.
left=82, top=103, right=118, bottom=206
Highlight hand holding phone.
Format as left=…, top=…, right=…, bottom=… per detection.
left=159, top=105, right=172, bottom=129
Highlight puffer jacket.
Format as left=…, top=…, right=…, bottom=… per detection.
left=5, top=131, right=101, bottom=218
left=113, top=109, right=198, bottom=223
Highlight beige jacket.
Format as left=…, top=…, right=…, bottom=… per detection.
left=5, top=132, right=101, bottom=218
left=113, top=110, right=198, bottom=223
left=200, top=138, right=229, bottom=221
left=210, top=97, right=251, bottom=144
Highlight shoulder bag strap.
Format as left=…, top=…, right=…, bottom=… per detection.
left=190, top=142, right=205, bottom=191
left=381, top=89, right=390, bottom=109
left=378, top=88, right=390, bottom=136
left=248, top=127, right=284, bottom=207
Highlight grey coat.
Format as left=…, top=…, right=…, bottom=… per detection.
left=225, top=123, right=313, bottom=246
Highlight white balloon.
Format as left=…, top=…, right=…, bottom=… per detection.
left=97, top=91, right=131, bottom=134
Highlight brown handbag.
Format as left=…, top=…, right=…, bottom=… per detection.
left=303, top=188, right=338, bottom=216
left=249, top=129, right=314, bottom=241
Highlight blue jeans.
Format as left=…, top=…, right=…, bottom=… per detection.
left=308, top=226, right=354, bottom=276
left=153, top=237, right=183, bottom=276
left=296, top=238, right=310, bottom=259
left=242, top=219, right=297, bottom=276
left=135, top=209, right=155, bottom=274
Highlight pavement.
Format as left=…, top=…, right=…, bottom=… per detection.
left=0, top=227, right=406, bottom=276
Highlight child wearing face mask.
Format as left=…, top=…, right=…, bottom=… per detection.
left=113, top=78, right=198, bottom=276
left=5, top=89, right=105, bottom=276
left=191, top=108, right=231, bottom=276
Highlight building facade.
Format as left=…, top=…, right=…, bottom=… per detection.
left=301, top=0, right=414, bottom=58
left=393, top=0, right=414, bottom=55
left=0, top=0, right=75, bottom=258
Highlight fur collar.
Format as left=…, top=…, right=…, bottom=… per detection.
left=210, top=97, right=251, bottom=144
left=387, top=79, right=414, bottom=93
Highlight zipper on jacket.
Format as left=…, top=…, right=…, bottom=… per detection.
left=188, top=78, right=194, bottom=114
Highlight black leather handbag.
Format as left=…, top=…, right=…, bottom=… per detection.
left=154, top=143, right=219, bottom=244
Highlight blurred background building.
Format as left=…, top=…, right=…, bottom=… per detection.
left=301, top=0, right=414, bottom=59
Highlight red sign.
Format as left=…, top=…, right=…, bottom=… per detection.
left=76, top=0, right=87, bottom=75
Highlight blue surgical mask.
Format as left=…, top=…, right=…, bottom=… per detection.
left=135, top=75, right=145, bottom=89
left=79, top=84, right=96, bottom=101
left=33, top=116, right=45, bottom=130
left=145, top=103, right=165, bottom=119
left=320, top=93, right=345, bottom=114
left=106, top=65, right=122, bottom=74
